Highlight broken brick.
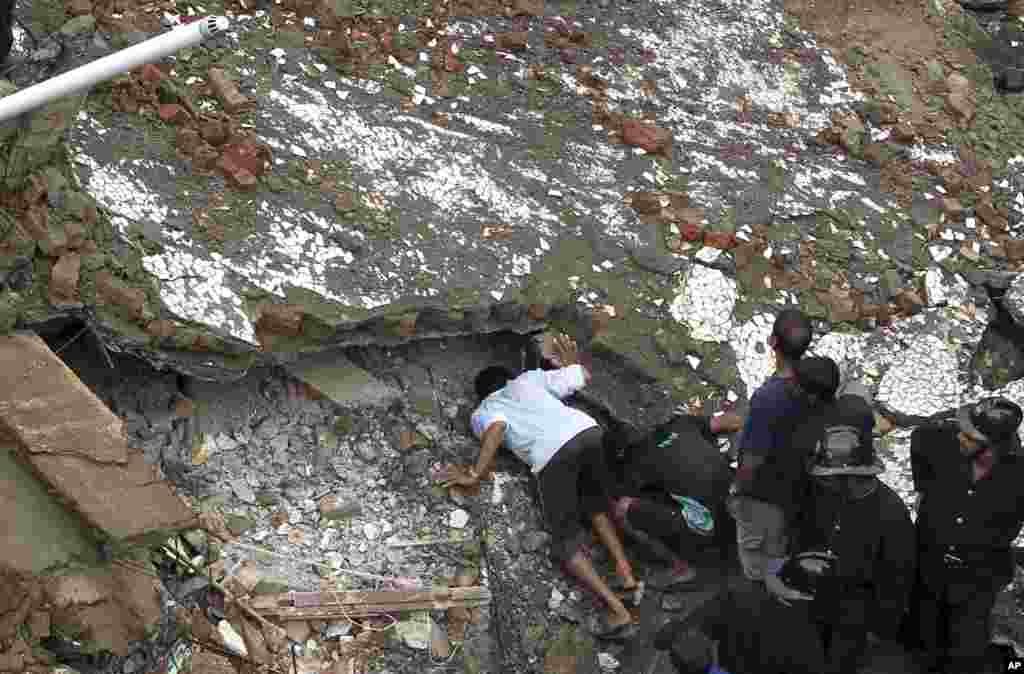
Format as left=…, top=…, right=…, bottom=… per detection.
left=208, top=68, right=254, bottom=113
left=677, top=222, right=702, bottom=242
left=192, top=144, right=222, bottom=175
left=146, top=320, right=177, bottom=339
left=496, top=31, right=528, bottom=51
left=511, top=0, right=544, bottom=15
left=628, top=191, right=665, bottom=215
left=175, top=127, right=204, bottom=157
left=219, top=155, right=259, bottom=190
left=621, top=119, right=673, bottom=154
left=49, top=253, right=81, bottom=304
left=894, top=289, right=925, bottom=316
left=28, top=611, right=50, bottom=639
left=891, top=122, right=916, bottom=143
left=703, top=231, right=738, bottom=250
left=976, top=200, right=1008, bottom=232
left=1004, top=238, right=1024, bottom=263
left=941, top=197, right=965, bottom=220
left=220, top=140, right=271, bottom=179
left=257, top=304, right=304, bottom=337
left=68, top=0, right=92, bottom=15
left=157, top=103, right=189, bottom=124
left=199, top=119, right=231, bottom=146
left=527, top=303, right=548, bottom=321
left=64, top=221, right=86, bottom=249
left=95, top=271, right=146, bottom=320
left=140, top=64, right=165, bottom=84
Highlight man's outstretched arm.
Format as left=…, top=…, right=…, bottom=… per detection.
left=440, top=421, right=506, bottom=488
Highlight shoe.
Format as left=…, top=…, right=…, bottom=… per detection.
left=588, top=615, right=640, bottom=641
left=610, top=579, right=645, bottom=606
left=647, top=565, right=698, bottom=590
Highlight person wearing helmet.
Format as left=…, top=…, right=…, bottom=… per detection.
left=910, top=396, right=1024, bottom=674
left=774, top=357, right=917, bottom=674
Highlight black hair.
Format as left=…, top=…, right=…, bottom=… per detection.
left=795, top=356, right=841, bottom=407
left=772, top=308, right=813, bottom=362
left=474, top=366, right=513, bottom=401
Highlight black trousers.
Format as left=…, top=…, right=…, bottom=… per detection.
left=915, top=578, right=999, bottom=674
left=812, top=590, right=872, bottom=674
left=537, top=426, right=614, bottom=562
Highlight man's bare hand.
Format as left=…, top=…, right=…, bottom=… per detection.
left=551, top=333, right=580, bottom=367
left=438, top=465, right=479, bottom=489
left=764, top=572, right=814, bottom=607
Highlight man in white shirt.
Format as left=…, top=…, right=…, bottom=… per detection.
left=440, top=334, right=641, bottom=640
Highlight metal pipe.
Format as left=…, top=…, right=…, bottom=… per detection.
left=0, top=16, right=230, bottom=123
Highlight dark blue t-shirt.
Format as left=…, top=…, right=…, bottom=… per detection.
left=736, top=375, right=808, bottom=509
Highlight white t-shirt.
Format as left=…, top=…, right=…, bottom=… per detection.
left=470, top=365, right=597, bottom=473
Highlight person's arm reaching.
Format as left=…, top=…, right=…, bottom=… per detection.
left=439, top=420, right=506, bottom=488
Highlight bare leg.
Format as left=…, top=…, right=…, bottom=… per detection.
left=564, top=550, right=633, bottom=626
left=592, top=512, right=639, bottom=589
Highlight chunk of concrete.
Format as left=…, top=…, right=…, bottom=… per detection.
left=284, top=352, right=400, bottom=408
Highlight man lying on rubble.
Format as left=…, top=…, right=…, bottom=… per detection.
left=608, top=407, right=744, bottom=593
left=439, top=333, right=642, bottom=640
left=776, top=356, right=916, bottom=674
left=909, top=395, right=1024, bottom=674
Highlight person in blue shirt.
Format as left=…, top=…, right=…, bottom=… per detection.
left=728, top=308, right=814, bottom=591
left=439, top=333, right=641, bottom=640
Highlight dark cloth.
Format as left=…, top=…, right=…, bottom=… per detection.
left=678, top=584, right=827, bottom=674
left=914, top=581, right=1000, bottom=674
left=782, top=394, right=876, bottom=517
left=736, top=376, right=808, bottom=511
left=813, top=590, right=872, bottom=674
left=0, top=0, right=12, bottom=64
left=537, top=426, right=614, bottom=561
left=911, top=421, right=1024, bottom=594
left=624, top=497, right=715, bottom=554
left=794, top=480, right=917, bottom=640
left=622, top=414, right=732, bottom=509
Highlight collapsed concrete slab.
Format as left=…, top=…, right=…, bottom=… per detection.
left=0, top=332, right=196, bottom=542
left=283, top=350, right=401, bottom=408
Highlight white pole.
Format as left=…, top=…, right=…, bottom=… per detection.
left=0, top=16, right=230, bottom=123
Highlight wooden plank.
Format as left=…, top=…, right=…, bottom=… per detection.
left=249, top=586, right=490, bottom=612
left=256, top=599, right=491, bottom=620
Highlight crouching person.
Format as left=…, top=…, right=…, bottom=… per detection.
left=610, top=411, right=743, bottom=590
left=775, top=357, right=916, bottom=674
left=439, top=334, right=641, bottom=640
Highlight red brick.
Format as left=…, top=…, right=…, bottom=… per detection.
left=95, top=271, right=146, bottom=320
left=220, top=140, right=271, bottom=179
left=175, top=127, right=204, bottom=157
left=621, top=118, right=673, bottom=154
left=703, top=231, right=738, bottom=250
left=145, top=320, right=177, bottom=339
left=257, top=304, right=304, bottom=336
left=199, top=119, right=230, bottom=146
left=64, top=221, right=86, bottom=249
left=219, top=155, right=259, bottom=189
left=208, top=68, right=254, bottom=113
left=140, top=64, right=165, bottom=84
left=157, top=104, right=189, bottom=124
left=49, top=253, right=81, bottom=304
left=68, top=0, right=92, bottom=15
left=678, top=222, right=702, bottom=242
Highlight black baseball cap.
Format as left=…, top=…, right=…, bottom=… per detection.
left=795, top=356, right=841, bottom=402
left=957, top=397, right=1023, bottom=451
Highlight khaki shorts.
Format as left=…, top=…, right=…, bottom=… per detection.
left=726, top=494, right=788, bottom=581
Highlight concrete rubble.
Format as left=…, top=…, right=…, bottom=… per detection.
left=2, top=0, right=1024, bottom=671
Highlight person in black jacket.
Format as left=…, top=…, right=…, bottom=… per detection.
left=910, top=396, right=1024, bottom=674
left=779, top=357, right=916, bottom=674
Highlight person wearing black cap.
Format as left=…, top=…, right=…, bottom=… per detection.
left=910, top=396, right=1024, bottom=674
left=775, top=357, right=917, bottom=674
